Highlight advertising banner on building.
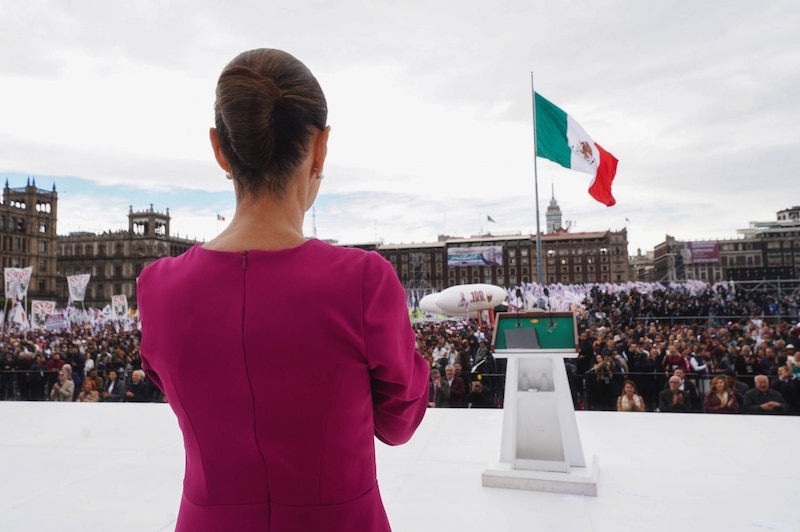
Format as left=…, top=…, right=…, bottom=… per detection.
left=681, top=241, right=720, bottom=264
left=447, top=246, right=503, bottom=267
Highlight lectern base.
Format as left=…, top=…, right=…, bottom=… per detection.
left=482, top=455, right=599, bottom=497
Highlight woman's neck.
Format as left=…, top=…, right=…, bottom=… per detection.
left=205, top=188, right=308, bottom=251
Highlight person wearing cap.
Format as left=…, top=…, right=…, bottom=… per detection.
left=785, top=344, right=799, bottom=377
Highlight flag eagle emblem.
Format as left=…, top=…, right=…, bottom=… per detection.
left=573, top=140, right=595, bottom=164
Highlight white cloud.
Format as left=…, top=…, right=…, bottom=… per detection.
left=1, top=0, right=798, bottom=259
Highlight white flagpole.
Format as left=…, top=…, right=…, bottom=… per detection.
left=531, top=73, right=543, bottom=285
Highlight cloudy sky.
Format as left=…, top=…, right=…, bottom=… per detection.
left=1, top=0, right=798, bottom=255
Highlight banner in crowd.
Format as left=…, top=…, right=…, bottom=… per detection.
left=4, top=266, right=33, bottom=300
left=31, top=300, right=56, bottom=330
left=8, top=299, right=28, bottom=330
left=45, top=309, right=70, bottom=331
left=447, top=246, right=503, bottom=267
left=67, top=273, right=91, bottom=303
left=111, top=294, right=129, bottom=320
left=680, top=241, right=720, bottom=264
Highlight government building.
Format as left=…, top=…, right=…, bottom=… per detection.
left=56, top=205, right=196, bottom=308
left=346, top=194, right=631, bottom=292
left=0, top=179, right=59, bottom=296
left=5, top=176, right=795, bottom=310
left=2, top=179, right=198, bottom=309
left=648, top=206, right=800, bottom=283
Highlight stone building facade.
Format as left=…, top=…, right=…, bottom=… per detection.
left=348, top=227, right=630, bottom=292
left=0, top=179, right=59, bottom=299
left=650, top=207, right=800, bottom=282
left=56, top=205, right=196, bottom=308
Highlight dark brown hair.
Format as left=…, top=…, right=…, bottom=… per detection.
left=214, top=49, right=327, bottom=197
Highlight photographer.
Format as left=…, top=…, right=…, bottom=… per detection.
left=466, top=378, right=494, bottom=408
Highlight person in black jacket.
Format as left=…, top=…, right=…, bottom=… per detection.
left=659, top=376, right=691, bottom=412
left=743, top=375, right=786, bottom=414
left=102, top=370, right=125, bottom=402
left=125, top=370, right=150, bottom=402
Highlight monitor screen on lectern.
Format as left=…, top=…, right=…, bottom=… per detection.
left=503, top=326, right=541, bottom=349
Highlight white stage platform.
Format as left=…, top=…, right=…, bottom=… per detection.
left=2, top=403, right=799, bottom=532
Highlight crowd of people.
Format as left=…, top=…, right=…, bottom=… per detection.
left=574, top=282, right=800, bottom=414
left=416, top=281, right=800, bottom=415
left=1, top=282, right=799, bottom=414
left=0, top=325, right=162, bottom=403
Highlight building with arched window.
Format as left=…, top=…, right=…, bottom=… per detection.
left=56, top=205, right=196, bottom=308
left=0, top=179, right=59, bottom=299
left=346, top=228, right=630, bottom=293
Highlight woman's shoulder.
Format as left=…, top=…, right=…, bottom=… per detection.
left=139, top=244, right=202, bottom=280
left=306, top=240, right=392, bottom=272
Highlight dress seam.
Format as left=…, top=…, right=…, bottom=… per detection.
left=238, top=250, right=272, bottom=528
left=168, top=378, right=210, bottom=502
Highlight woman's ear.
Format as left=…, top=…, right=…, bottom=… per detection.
left=209, top=128, right=231, bottom=173
left=311, top=126, right=331, bottom=177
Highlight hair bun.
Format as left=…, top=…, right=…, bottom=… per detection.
left=213, top=48, right=328, bottom=197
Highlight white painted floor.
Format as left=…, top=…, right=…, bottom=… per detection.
left=1, top=403, right=798, bottom=532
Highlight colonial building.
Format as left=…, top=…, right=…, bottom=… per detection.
left=650, top=206, right=800, bottom=282
left=0, top=179, right=59, bottom=298
left=56, top=205, right=196, bottom=308
left=629, top=248, right=655, bottom=282
left=347, top=227, right=629, bottom=292
left=542, top=228, right=629, bottom=285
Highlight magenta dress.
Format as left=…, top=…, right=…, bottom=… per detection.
left=137, top=240, right=429, bottom=531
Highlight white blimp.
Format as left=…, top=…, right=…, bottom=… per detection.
left=419, top=293, right=445, bottom=315
left=420, top=284, right=507, bottom=317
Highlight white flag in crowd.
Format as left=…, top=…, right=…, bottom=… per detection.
left=4, top=266, right=33, bottom=300
left=31, top=300, right=57, bottom=330
left=9, top=299, right=29, bottom=331
left=111, top=294, right=129, bottom=320
left=67, top=273, right=91, bottom=303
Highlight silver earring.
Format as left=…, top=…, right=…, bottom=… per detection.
left=316, top=172, right=325, bottom=180
left=225, top=172, right=232, bottom=180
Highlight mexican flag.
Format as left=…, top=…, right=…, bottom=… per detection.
left=535, top=93, right=618, bottom=206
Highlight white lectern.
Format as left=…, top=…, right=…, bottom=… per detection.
left=482, top=311, right=598, bottom=496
